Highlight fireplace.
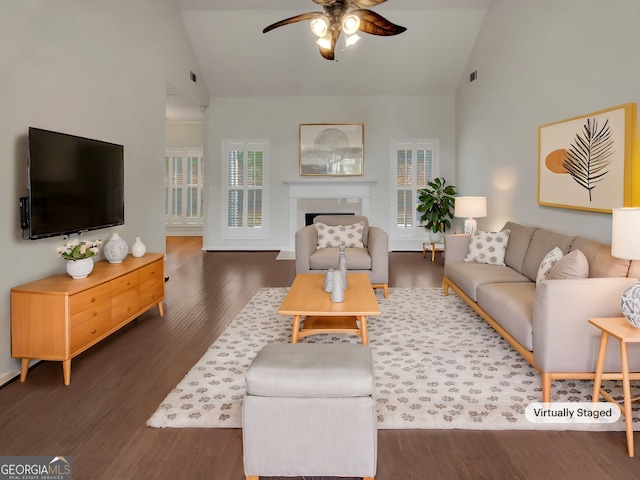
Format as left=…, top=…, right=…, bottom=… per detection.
left=305, top=212, right=354, bottom=226
left=285, top=181, right=374, bottom=250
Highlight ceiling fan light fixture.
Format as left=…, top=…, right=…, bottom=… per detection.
left=316, top=35, right=332, bottom=50
left=342, top=14, right=360, bottom=35
left=344, top=33, right=361, bottom=48
left=310, top=17, right=329, bottom=37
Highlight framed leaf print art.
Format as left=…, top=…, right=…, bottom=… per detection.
left=538, top=103, right=638, bottom=212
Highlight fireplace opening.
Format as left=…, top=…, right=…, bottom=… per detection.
left=305, top=212, right=355, bottom=226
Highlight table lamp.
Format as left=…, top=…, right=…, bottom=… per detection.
left=611, top=207, right=640, bottom=328
left=454, top=196, right=487, bottom=235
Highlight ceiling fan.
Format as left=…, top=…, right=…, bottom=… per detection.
left=263, top=0, right=407, bottom=61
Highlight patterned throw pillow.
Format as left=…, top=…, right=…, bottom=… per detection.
left=316, top=221, right=365, bottom=248
left=464, top=230, right=510, bottom=266
left=536, top=247, right=564, bottom=285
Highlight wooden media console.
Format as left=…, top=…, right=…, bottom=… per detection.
left=11, top=253, right=165, bottom=385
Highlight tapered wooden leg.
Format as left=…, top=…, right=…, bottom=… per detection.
left=620, top=341, right=634, bottom=457
left=592, top=331, right=609, bottom=403
left=62, top=360, right=71, bottom=386
left=246, top=476, right=258, bottom=480
left=364, top=477, right=375, bottom=480
left=291, top=315, right=301, bottom=343
left=359, top=316, right=369, bottom=345
left=157, top=301, right=164, bottom=317
left=20, top=358, right=30, bottom=382
left=541, top=372, right=552, bottom=403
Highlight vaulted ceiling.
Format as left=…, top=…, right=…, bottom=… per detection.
left=167, top=0, right=493, bottom=120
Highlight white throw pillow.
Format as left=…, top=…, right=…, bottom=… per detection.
left=548, top=249, right=589, bottom=280
left=316, top=221, right=365, bottom=248
left=536, top=247, right=564, bottom=285
left=464, top=230, right=510, bottom=266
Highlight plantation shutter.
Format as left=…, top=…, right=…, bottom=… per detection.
left=390, top=139, right=439, bottom=241
left=165, top=149, right=204, bottom=226
left=222, top=139, right=268, bottom=237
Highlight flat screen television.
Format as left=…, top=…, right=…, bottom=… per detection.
left=26, top=127, right=125, bottom=240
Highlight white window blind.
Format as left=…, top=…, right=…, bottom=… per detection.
left=165, top=148, right=204, bottom=226
left=390, top=139, right=438, bottom=238
left=222, top=139, right=268, bottom=238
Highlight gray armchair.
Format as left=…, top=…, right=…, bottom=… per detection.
left=295, top=215, right=389, bottom=298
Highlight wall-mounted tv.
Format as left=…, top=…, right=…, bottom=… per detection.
left=26, top=127, right=125, bottom=240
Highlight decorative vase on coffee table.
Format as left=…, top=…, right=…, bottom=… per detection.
left=103, top=232, right=128, bottom=263
left=66, top=258, right=94, bottom=279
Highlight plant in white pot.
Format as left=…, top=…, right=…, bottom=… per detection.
left=417, top=177, right=457, bottom=243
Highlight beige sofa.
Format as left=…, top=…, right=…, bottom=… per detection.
left=295, top=215, right=389, bottom=297
left=443, top=221, right=640, bottom=402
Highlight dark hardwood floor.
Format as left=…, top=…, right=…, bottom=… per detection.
left=1, top=238, right=638, bottom=479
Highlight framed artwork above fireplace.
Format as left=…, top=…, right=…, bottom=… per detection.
left=299, top=123, right=364, bottom=176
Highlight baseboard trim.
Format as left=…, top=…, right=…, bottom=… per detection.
left=0, top=369, right=20, bottom=387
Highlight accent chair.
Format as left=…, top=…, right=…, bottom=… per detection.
left=295, top=215, right=389, bottom=297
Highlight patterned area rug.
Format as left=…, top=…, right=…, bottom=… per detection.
left=147, top=287, right=637, bottom=431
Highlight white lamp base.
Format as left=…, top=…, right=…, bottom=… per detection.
left=463, top=218, right=477, bottom=235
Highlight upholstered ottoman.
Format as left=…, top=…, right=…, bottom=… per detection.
left=242, top=343, right=377, bottom=480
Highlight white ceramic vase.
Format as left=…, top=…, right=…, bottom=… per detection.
left=66, top=258, right=94, bottom=279
left=621, top=282, right=640, bottom=328
left=131, top=237, right=146, bottom=258
left=103, top=232, right=129, bottom=263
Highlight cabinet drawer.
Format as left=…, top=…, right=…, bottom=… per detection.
left=70, top=299, right=111, bottom=328
left=69, top=310, right=112, bottom=354
left=70, top=283, right=111, bottom=317
left=111, top=271, right=138, bottom=296
left=112, top=289, right=139, bottom=325
left=139, top=260, right=163, bottom=282
left=140, top=283, right=163, bottom=307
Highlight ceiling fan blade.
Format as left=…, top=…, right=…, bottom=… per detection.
left=352, top=0, right=388, bottom=7
left=319, top=29, right=340, bottom=60
left=312, top=0, right=336, bottom=5
left=263, top=12, right=322, bottom=34
left=354, top=9, right=407, bottom=36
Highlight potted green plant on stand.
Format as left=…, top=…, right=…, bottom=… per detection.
left=417, top=177, right=457, bottom=243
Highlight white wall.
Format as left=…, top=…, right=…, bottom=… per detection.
left=456, top=0, right=640, bottom=240
left=166, top=121, right=203, bottom=148
left=0, top=0, right=207, bottom=385
left=203, top=95, right=456, bottom=251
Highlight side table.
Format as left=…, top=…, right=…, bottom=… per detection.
left=589, top=317, right=640, bottom=457
left=422, top=242, right=444, bottom=262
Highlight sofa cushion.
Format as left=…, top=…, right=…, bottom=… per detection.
left=570, top=237, right=631, bottom=278
left=548, top=249, right=589, bottom=280
left=522, top=229, right=574, bottom=282
left=464, top=230, right=510, bottom=266
left=503, top=222, right=538, bottom=274
left=310, top=247, right=372, bottom=270
left=316, top=221, right=365, bottom=248
left=446, top=261, right=530, bottom=302
left=477, top=282, right=536, bottom=351
left=536, top=247, right=564, bottom=285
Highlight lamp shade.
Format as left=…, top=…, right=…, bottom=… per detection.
left=455, top=197, right=487, bottom=218
left=611, top=207, right=640, bottom=260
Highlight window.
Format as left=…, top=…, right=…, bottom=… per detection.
left=391, top=139, right=438, bottom=237
left=165, top=148, right=204, bottom=226
left=222, top=139, right=268, bottom=238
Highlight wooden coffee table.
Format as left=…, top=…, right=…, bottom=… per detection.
left=278, top=273, right=381, bottom=345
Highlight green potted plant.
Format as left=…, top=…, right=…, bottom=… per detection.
left=417, top=177, right=457, bottom=243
